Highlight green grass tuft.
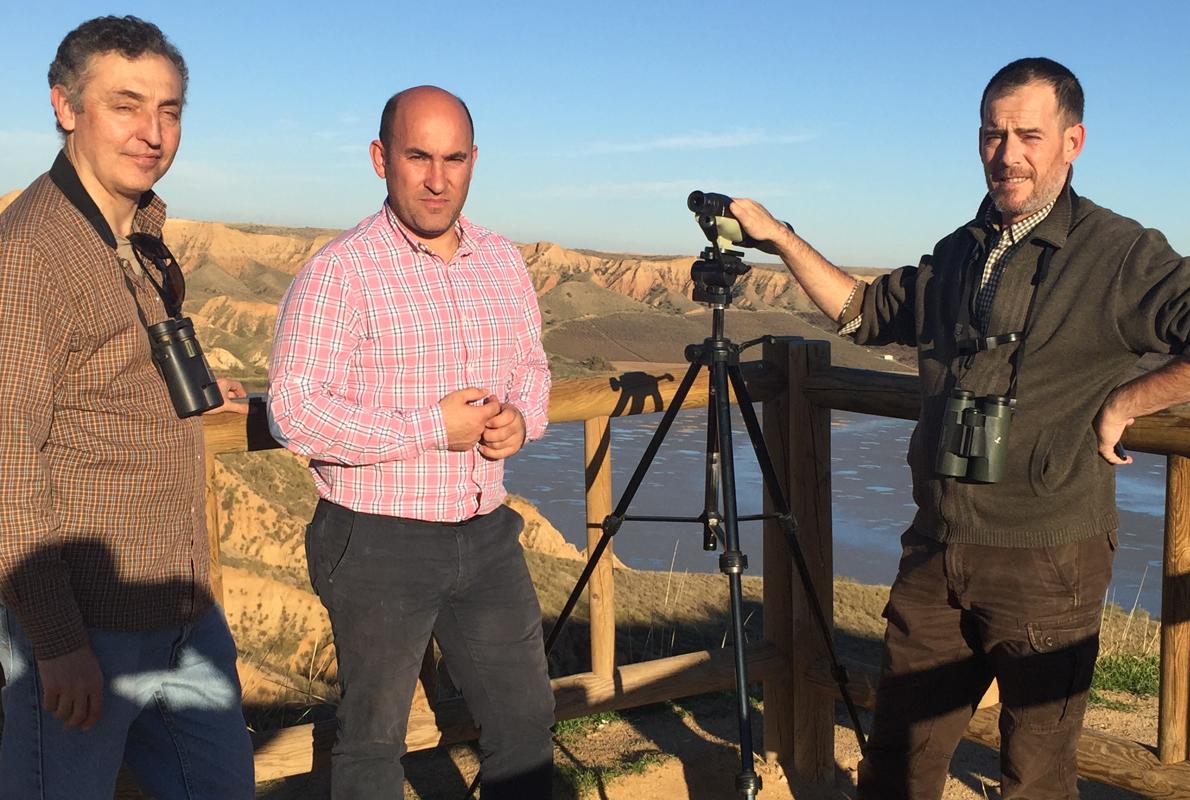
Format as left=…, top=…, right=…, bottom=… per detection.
left=553, top=710, right=624, bottom=741
left=1092, top=653, right=1160, bottom=697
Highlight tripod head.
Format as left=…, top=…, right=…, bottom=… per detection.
left=687, top=191, right=752, bottom=307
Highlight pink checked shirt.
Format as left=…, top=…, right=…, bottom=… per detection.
left=268, top=204, right=550, bottom=522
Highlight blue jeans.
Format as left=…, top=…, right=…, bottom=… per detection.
left=308, top=500, right=555, bottom=799
left=0, top=604, right=254, bottom=800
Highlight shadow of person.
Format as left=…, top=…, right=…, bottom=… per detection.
left=0, top=539, right=249, bottom=799
left=608, top=371, right=673, bottom=419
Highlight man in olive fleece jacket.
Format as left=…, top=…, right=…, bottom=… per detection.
left=733, top=58, right=1190, bottom=799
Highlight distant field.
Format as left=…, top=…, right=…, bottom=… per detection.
left=543, top=309, right=915, bottom=371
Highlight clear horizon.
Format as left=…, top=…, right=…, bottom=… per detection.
left=2, top=1, right=1187, bottom=265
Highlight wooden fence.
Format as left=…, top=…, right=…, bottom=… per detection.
left=200, top=338, right=1190, bottom=795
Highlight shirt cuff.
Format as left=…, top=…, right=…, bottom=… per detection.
left=837, top=280, right=865, bottom=338
left=518, top=405, right=548, bottom=442
left=424, top=404, right=449, bottom=451
left=4, top=576, right=89, bottom=660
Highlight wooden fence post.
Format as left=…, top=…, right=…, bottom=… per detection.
left=787, top=339, right=835, bottom=782
left=585, top=415, right=616, bottom=678
left=762, top=339, right=796, bottom=768
left=1160, top=453, right=1190, bottom=762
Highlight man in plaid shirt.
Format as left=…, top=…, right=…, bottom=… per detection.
left=0, top=16, right=253, bottom=800
left=269, top=85, right=554, bottom=799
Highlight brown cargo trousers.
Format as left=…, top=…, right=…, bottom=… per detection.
left=857, top=528, right=1116, bottom=799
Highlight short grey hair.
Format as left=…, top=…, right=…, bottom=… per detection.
left=48, top=15, right=188, bottom=134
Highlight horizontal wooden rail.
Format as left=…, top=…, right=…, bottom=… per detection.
left=203, top=361, right=785, bottom=456
left=803, top=365, right=1190, bottom=457
left=537, top=360, right=784, bottom=424
left=252, top=641, right=788, bottom=783
left=207, top=363, right=1190, bottom=459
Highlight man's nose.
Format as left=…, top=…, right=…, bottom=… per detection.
left=999, top=133, right=1022, bottom=165
left=425, top=159, right=447, bottom=193
left=136, top=109, right=162, bottom=147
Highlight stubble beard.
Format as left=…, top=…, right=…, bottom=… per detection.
left=990, top=163, right=1069, bottom=222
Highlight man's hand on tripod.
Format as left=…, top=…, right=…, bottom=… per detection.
left=730, top=197, right=860, bottom=324
left=479, top=402, right=527, bottom=460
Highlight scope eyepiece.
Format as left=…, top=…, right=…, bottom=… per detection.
left=687, top=190, right=734, bottom=217
left=688, top=188, right=795, bottom=253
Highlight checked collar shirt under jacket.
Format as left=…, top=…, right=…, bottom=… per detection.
left=840, top=199, right=1055, bottom=337
left=268, top=202, right=550, bottom=523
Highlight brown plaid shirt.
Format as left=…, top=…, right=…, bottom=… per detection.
left=0, top=153, right=209, bottom=659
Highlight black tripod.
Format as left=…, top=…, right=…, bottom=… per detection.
left=466, top=196, right=865, bottom=799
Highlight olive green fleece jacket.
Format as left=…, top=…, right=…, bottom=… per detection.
left=848, top=183, right=1190, bottom=547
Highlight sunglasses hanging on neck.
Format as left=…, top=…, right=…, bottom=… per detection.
left=128, top=232, right=186, bottom=318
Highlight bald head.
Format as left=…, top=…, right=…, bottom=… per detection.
left=378, top=85, right=473, bottom=152
left=369, top=84, right=478, bottom=258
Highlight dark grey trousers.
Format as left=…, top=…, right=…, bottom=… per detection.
left=306, top=500, right=555, bottom=799
left=857, top=528, right=1115, bottom=800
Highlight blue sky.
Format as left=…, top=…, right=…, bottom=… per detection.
left=2, top=1, right=1188, bottom=266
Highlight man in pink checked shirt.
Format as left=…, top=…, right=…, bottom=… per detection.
left=268, top=85, right=554, bottom=799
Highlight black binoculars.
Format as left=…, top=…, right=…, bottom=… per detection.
left=935, top=389, right=1014, bottom=483
left=147, top=316, right=224, bottom=418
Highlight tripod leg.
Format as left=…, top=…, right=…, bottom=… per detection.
left=545, top=358, right=702, bottom=652
left=703, top=389, right=722, bottom=551
left=710, top=358, right=762, bottom=799
left=464, top=363, right=709, bottom=800
left=727, top=364, right=868, bottom=752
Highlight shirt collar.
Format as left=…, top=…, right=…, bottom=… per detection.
left=381, top=200, right=477, bottom=258
left=48, top=150, right=165, bottom=248
left=981, top=198, right=1056, bottom=245
left=969, top=168, right=1076, bottom=251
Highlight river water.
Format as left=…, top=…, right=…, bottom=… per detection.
left=505, top=408, right=1166, bottom=618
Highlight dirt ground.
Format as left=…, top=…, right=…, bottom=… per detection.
left=258, top=690, right=1156, bottom=799
left=255, top=572, right=1160, bottom=800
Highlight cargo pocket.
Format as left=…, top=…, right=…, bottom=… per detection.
left=1012, top=611, right=1100, bottom=733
